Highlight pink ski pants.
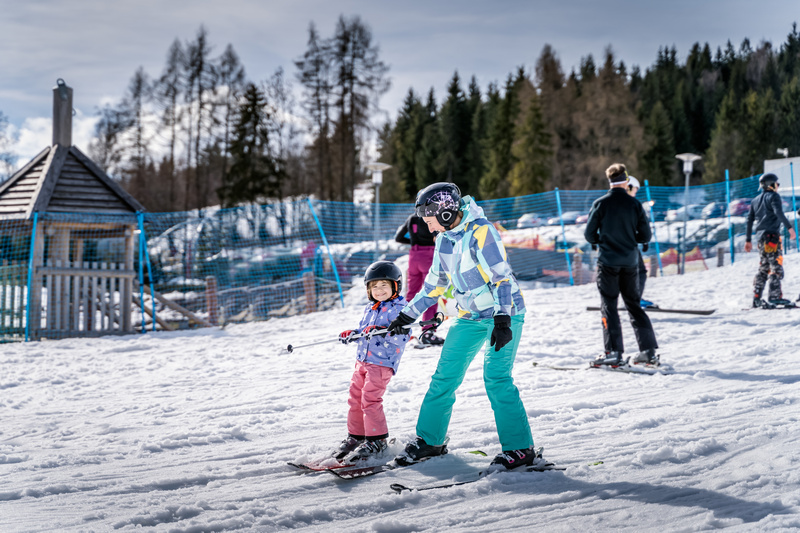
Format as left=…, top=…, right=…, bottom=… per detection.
left=347, top=360, right=394, bottom=437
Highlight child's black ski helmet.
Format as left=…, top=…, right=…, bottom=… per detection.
left=364, top=261, right=402, bottom=302
left=415, top=182, right=462, bottom=229
left=759, top=173, right=779, bottom=189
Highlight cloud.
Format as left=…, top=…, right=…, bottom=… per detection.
left=8, top=111, right=99, bottom=171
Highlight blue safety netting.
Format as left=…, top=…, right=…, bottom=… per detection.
left=2, top=164, right=798, bottom=342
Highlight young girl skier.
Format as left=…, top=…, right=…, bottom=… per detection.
left=332, top=261, right=411, bottom=462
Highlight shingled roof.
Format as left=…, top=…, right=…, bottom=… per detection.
left=0, top=80, right=146, bottom=221
left=0, top=144, right=145, bottom=220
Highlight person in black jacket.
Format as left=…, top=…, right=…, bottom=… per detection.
left=585, top=163, right=659, bottom=366
left=394, top=214, right=444, bottom=345
left=744, top=173, right=796, bottom=307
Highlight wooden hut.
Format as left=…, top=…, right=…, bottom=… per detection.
left=0, top=80, right=146, bottom=340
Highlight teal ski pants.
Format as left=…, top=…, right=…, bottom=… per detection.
left=415, top=314, right=533, bottom=451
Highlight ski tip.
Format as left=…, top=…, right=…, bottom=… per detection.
left=390, top=483, right=412, bottom=494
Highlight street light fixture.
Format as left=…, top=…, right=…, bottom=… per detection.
left=675, top=153, right=702, bottom=275
left=777, top=148, right=789, bottom=158
left=365, top=162, right=392, bottom=261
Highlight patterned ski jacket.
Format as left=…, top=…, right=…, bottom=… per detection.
left=354, top=296, right=410, bottom=373
left=403, top=196, right=526, bottom=321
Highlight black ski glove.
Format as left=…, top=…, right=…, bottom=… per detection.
left=591, top=244, right=598, bottom=251
left=642, top=243, right=649, bottom=252
left=490, top=315, right=512, bottom=352
left=387, top=313, right=415, bottom=335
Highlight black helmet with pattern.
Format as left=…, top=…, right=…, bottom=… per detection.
left=415, top=182, right=462, bottom=229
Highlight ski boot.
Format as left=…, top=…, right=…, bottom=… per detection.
left=418, top=328, right=445, bottom=346
left=753, top=297, right=773, bottom=309
left=332, top=435, right=363, bottom=461
left=640, top=299, right=658, bottom=309
left=394, top=436, right=448, bottom=466
left=632, top=348, right=659, bottom=365
left=344, top=438, right=388, bottom=462
left=591, top=351, right=626, bottom=368
left=486, top=446, right=539, bottom=472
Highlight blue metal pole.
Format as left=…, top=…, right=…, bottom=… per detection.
left=307, top=199, right=345, bottom=308
left=790, top=162, right=799, bottom=253
left=554, top=188, right=574, bottom=286
left=725, top=169, right=735, bottom=264
left=137, top=213, right=146, bottom=333
left=25, top=212, right=39, bottom=342
left=138, top=213, right=156, bottom=331
left=644, top=180, right=663, bottom=276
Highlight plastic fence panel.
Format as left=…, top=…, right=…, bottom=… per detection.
left=142, top=202, right=348, bottom=329
left=1, top=172, right=792, bottom=343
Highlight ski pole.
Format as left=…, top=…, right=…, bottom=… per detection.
left=285, top=314, right=443, bottom=353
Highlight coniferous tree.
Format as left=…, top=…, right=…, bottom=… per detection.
left=218, top=83, right=284, bottom=206
left=184, top=26, right=218, bottom=209
left=437, top=72, right=471, bottom=191
left=216, top=44, right=246, bottom=190
left=480, top=73, right=522, bottom=199
left=329, top=15, right=390, bottom=201
left=463, top=76, right=486, bottom=196
left=508, top=92, right=552, bottom=196
left=295, top=22, right=333, bottom=200
left=415, top=89, right=441, bottom=189
left=153, top=39, right=185, bottom=210
left=641, top=101, right=676, bottom=185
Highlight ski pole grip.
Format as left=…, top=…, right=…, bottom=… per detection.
left=419, top=312, right=445, bottom=327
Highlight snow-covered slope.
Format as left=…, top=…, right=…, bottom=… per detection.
left=1, top=254, right=799, bottom=532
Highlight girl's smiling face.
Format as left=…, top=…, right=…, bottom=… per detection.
left=369, top=279, right=394, bottom=302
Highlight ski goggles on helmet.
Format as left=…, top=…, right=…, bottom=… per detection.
left=415, top=191, right=460, bottom=218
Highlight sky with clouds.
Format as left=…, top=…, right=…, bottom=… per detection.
left=1, top=0, right=797, bottom=168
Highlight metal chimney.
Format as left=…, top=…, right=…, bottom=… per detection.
left=52, top=78, right=73, bottom=146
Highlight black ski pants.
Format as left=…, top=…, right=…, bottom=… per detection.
left=596, top=263, right=658, bottom=354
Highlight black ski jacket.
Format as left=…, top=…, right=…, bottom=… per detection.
left=745, top=190, right=792, bottom=242
left=394, top=215, right=436, bottom=247
left=585, top=187, right=652, bottom=268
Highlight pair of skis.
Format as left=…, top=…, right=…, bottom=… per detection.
left=288, top=447, right=565, bottom=491
left=532, top=360, right=674, bottom=375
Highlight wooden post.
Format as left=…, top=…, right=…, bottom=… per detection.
left=649, top=256, right=658, bottom=278
left=122, top=226, right=134, bottom=331
left=205, top=276, right=219, bottom=326
left=717, top=247, right=725, bottom=268
left=29, top=223, right=46, bottom=340
left=303, top=271, right=316, bottom=314
left=572, top=253, right=584, bottom=285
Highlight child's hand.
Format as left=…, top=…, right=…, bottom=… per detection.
left=339, top=330, right=356, bottom=344
left=363, top=325, right=387, bottom=336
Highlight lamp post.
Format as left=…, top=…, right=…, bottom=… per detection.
left=675, top=153, right=702, bottom=275
left=365, top=162, right=392, bottom=261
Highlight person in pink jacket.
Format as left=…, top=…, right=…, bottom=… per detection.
left=332, top=261, right=411, bottom=463
left=395, top=214, right=444, bottom=346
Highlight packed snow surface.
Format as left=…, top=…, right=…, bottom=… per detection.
left=2, top=254, right=799, bottom=532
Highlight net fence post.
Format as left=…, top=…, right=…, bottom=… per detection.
left=554, top=188, right=574, bottom=286
left=307, top=198, right=345, bottom=308
left=725, top=169, right=735, bottom=264
left=137, top=212, right=147, bottom=333
left=790, top=162, right=799, bottom=253
left=644, top=180, right=663, bottom=276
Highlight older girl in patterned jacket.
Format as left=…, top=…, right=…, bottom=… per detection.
left=387, top=182, right=536, bottom=472
left=331, top=261, right=410, bottom=462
